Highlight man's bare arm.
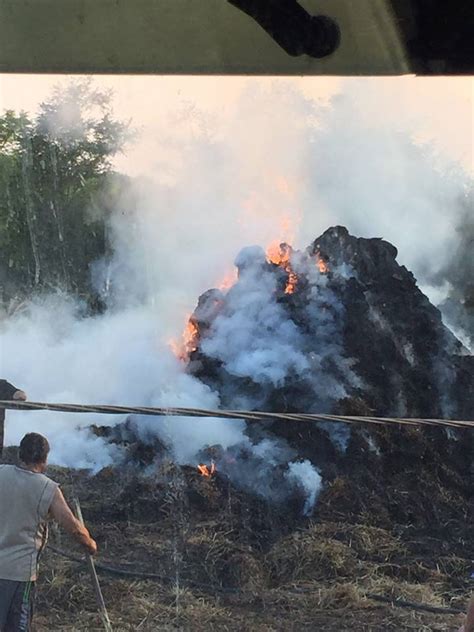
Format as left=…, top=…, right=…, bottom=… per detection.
left=50, top=488, right=97, bottom=555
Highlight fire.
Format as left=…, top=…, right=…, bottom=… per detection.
left=197, top=462, right=216, bottom=477
left=218, top=269, right=237, bottom=292
left=169, top=316, right=200, bottom=361
left=316, top=254, right=329, bottom=274
left=184, top=319, right=199, bottom=354
left=266, top=241, right=290, bottom=266
left=285, top=271, right=298, bottom=295
left=266, top=242, right=299, bottom=294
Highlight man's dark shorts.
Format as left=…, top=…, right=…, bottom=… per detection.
left=0, top=580, right=35, bottom=632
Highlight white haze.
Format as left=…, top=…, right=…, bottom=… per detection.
left=203, top=246, right=310, bottom=387
left=201, top=245, right=361, bottom=412
left=285, top=460, right=322, bottom=516
left=0, top=79, right=471, bottom=512
left=87, top=81, right=472, bottom=327
left=1, top=298, right=244, bottom=468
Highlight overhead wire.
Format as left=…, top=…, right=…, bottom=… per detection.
left=0, top=400, right=473, bottom=430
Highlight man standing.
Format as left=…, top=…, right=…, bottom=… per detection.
left=0, top=433, right=97, bottom=631
left=0, top=380, right=27, bottom=457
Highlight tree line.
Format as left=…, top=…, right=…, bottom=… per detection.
left=0, top=81, right=130, bottom=313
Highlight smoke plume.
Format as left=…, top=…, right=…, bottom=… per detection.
left=0, top=78, right=471, bottom=514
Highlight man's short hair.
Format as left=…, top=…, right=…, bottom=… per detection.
left=19, top=433, right=50, bottom=465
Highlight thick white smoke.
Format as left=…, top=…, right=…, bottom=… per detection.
left=200, top=244, right=360, bottom=409
left=95, top=80, right=472, bottom=334
left=285, top=460, right=322, bottom=516
left=0, top=298, right=244, bottom=468
left=0, top=78, right=470, bottom=513
left=202, top=246, right=310, bottom=387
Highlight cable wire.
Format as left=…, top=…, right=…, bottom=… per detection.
left=1, top=400, right=473, bottom=430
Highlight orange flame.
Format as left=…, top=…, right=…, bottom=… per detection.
left=266, top=242, right=298, bottom=294
left=285, top=271, right=298, bottom=294
left=197, top=462, right=216, bottom=477
left=169, top=316, right=200, bottom=361
left=267, top=241, right=290, bottom=266
left=316, top=254, right=329, bottom=274
left=184, top=319, right=199, bottom=354
left=218, top=269, right=237, bottom=292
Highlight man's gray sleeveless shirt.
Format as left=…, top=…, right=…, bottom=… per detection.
left=0, top=465, right=58, bottom=581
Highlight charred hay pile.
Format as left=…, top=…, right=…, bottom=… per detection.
left=178, top=225, right=473, bottom=547
left=8, top=454, right=465, bottom=631
left=24, top=455, right=471, bottom=631
left=188, top=225, right=473, bottom=420
left=7, top=226, right=474, bottom=630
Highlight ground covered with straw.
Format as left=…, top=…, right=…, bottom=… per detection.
left=14, top=451, right=468, bottom=632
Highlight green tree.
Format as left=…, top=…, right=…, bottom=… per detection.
left=0, top=80, right=130, bottom=310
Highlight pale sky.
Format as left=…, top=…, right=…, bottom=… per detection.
left=0, top=75, right=472, bottom=176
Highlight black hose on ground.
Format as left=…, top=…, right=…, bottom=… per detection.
left=48, top=546, right=465, bottom=616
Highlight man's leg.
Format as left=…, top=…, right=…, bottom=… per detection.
left=0, top=580, right=21, bottom=631
left=4, top=581, right=35, bottom=632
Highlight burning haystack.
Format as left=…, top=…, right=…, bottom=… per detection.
left=12, top=227, right=472, bottom=630
left=100, top=225, right=473, bottom=527
left=169, top=226, right=472, bottom=494
left=185, top=225, right=473, bottom=421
